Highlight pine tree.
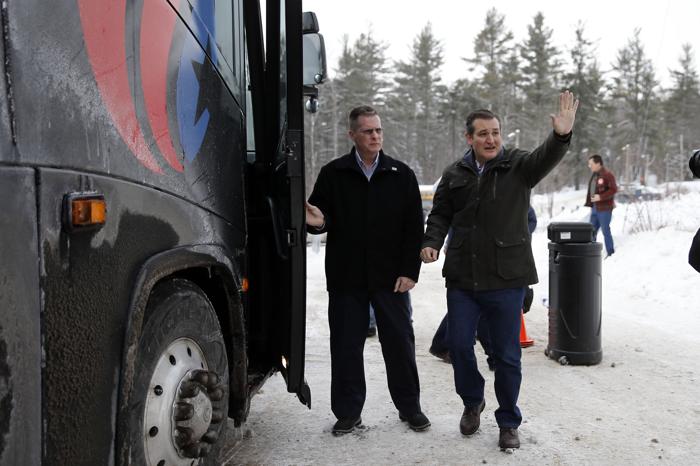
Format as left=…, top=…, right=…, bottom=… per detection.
left=441, top=79, right=482, bottom=163
left=609, top=29, right=659, bottom=184
left=661, top=43, right=700, bottom=181
left=499, top=49, right=525, bottom=140
left=386, top=23, right=446, bottom=182
left=469, top=8, right=515, bottom=117
left=562, top=22, right=607, bottom=189
left=330, top=30, right=390, bottom=154
left=519, top=12, right=561, bottom=151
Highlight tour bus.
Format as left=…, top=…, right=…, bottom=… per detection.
left=0, top=1, right=325, bottom=464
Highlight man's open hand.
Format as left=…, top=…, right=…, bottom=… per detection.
left=551, top=90, right=579, bottom=136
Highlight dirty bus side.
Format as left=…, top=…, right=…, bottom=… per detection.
left=0, top=0, right=324, bottom=465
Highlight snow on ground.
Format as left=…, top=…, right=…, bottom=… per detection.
left=222, top=182, right=700, bottom=465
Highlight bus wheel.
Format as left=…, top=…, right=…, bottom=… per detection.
left=130, top=279, right=229, bottom=466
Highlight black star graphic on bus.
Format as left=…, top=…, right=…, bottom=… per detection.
left=190, top=38, right=223, bottom=127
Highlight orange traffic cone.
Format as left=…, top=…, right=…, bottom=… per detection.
left=519, top=311, right=534, bottom=348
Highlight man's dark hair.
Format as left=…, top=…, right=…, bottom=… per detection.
left=349, top=105, right=378, bottom=131
left=589, top=154, right=603, bottom=166
left=465, top=109, right=501, bottom=136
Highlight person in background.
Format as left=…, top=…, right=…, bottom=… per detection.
left=584, top=154, right=617, bottom=258
left=421, top=92, right=578, bottom=450
left=687, top=149, right=700, bottom=273
left=306, top=105, right=430, bottom=435
left=689, top=228, right=700, bottom=273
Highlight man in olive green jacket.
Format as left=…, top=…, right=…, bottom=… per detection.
left=421, top=91, right=578, bottom=450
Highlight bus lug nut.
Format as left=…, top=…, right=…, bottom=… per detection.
left=174, top=426, right=194, bottom=448
left=173, top=401, right=194, bottom=421
left=201, top=429, right=219, bottom=444
left=179, top=380, right=200, bottom=398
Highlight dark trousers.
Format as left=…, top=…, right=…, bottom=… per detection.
left=430, top=313, right=493, bottom=363
left=328, top=290, right=421, bottom=420
left=446, top=287, right=525, bottom=428
left=430, top=314, right=449, bottom=354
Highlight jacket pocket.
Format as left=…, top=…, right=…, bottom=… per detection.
left=494, top=236, right=529, bottom=280
left=449, top=178, right=469, bottom=190
left=448, top=177, right=473, bottom=211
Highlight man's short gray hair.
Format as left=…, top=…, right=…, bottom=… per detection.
left=349, top=105, right=378, bottom=131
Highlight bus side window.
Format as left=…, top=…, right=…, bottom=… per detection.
left=184, top=0, right=245, bottom=102
left=212, top=0, right=242, bottom=101
left=245, top=50, right=255, bottom=162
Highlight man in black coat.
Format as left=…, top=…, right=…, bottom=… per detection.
left=421, top=91, right=578, bottom=450
left=306, top=105, right=429, bottom=435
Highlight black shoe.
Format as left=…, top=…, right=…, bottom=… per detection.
left=459, top=399, right=485, bottom=435
left=498, top=427, right=520, bottom=449
left=399, top=411, right=431, bottom=431
left=367, top=326, right=377, bottom=338
left=332, top=416, right=362, bottom=435
left=429, top=347, right=451, bottom=363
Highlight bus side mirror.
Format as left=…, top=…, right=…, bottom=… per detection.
left=303, top=32, right=326, bottom=88
left=302, top=12, right=326, bottom=114
left=302, top=12, right=319, bottom=34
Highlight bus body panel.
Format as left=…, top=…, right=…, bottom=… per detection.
left=0, top=0, right=315, bottom=463
left=7, top=0, right=246, bottom=231
left=0, top=167, right=42, bottom=466
left=37, top=167, right=242, bottom=464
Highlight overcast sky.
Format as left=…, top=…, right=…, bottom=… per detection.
left=302, top=0, right=699, bottom=88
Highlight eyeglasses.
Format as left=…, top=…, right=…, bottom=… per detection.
left=357, top=128, right=383, bottom=136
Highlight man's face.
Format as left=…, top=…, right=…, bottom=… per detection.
left=466, top=118, right=502, bottom=163
left=349, top=115, right=383, bottom=158
left=588, top=159, right=602, bottom=173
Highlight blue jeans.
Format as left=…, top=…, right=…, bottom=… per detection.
left=590, top=206, right=614, bottom=255
left=446, top=287, right=525, bottom=428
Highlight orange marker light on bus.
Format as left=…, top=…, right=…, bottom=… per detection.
left=241, top=277, right=249, bottom=293
left=72, top=198, right=106, bottom=226
left=63, top=192, right=106, bottom=232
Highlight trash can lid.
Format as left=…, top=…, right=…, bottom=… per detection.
left=547, top=222, right=595, bottom=243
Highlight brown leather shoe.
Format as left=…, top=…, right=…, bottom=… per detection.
left=459, top=399, right=485, bottom=435
left=498, top=427, right=520, bottom=449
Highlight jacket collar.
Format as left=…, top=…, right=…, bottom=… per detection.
left=458, top=147, right=507, bottom=173
left=591, top=167, right=610, bottom=179
left=338, top=148, right=398, bottom=175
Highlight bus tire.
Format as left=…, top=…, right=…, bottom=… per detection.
left=129, top=278, right=229, bottom=466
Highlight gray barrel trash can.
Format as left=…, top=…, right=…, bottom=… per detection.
left=545, top=222, right=602, bottom=365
